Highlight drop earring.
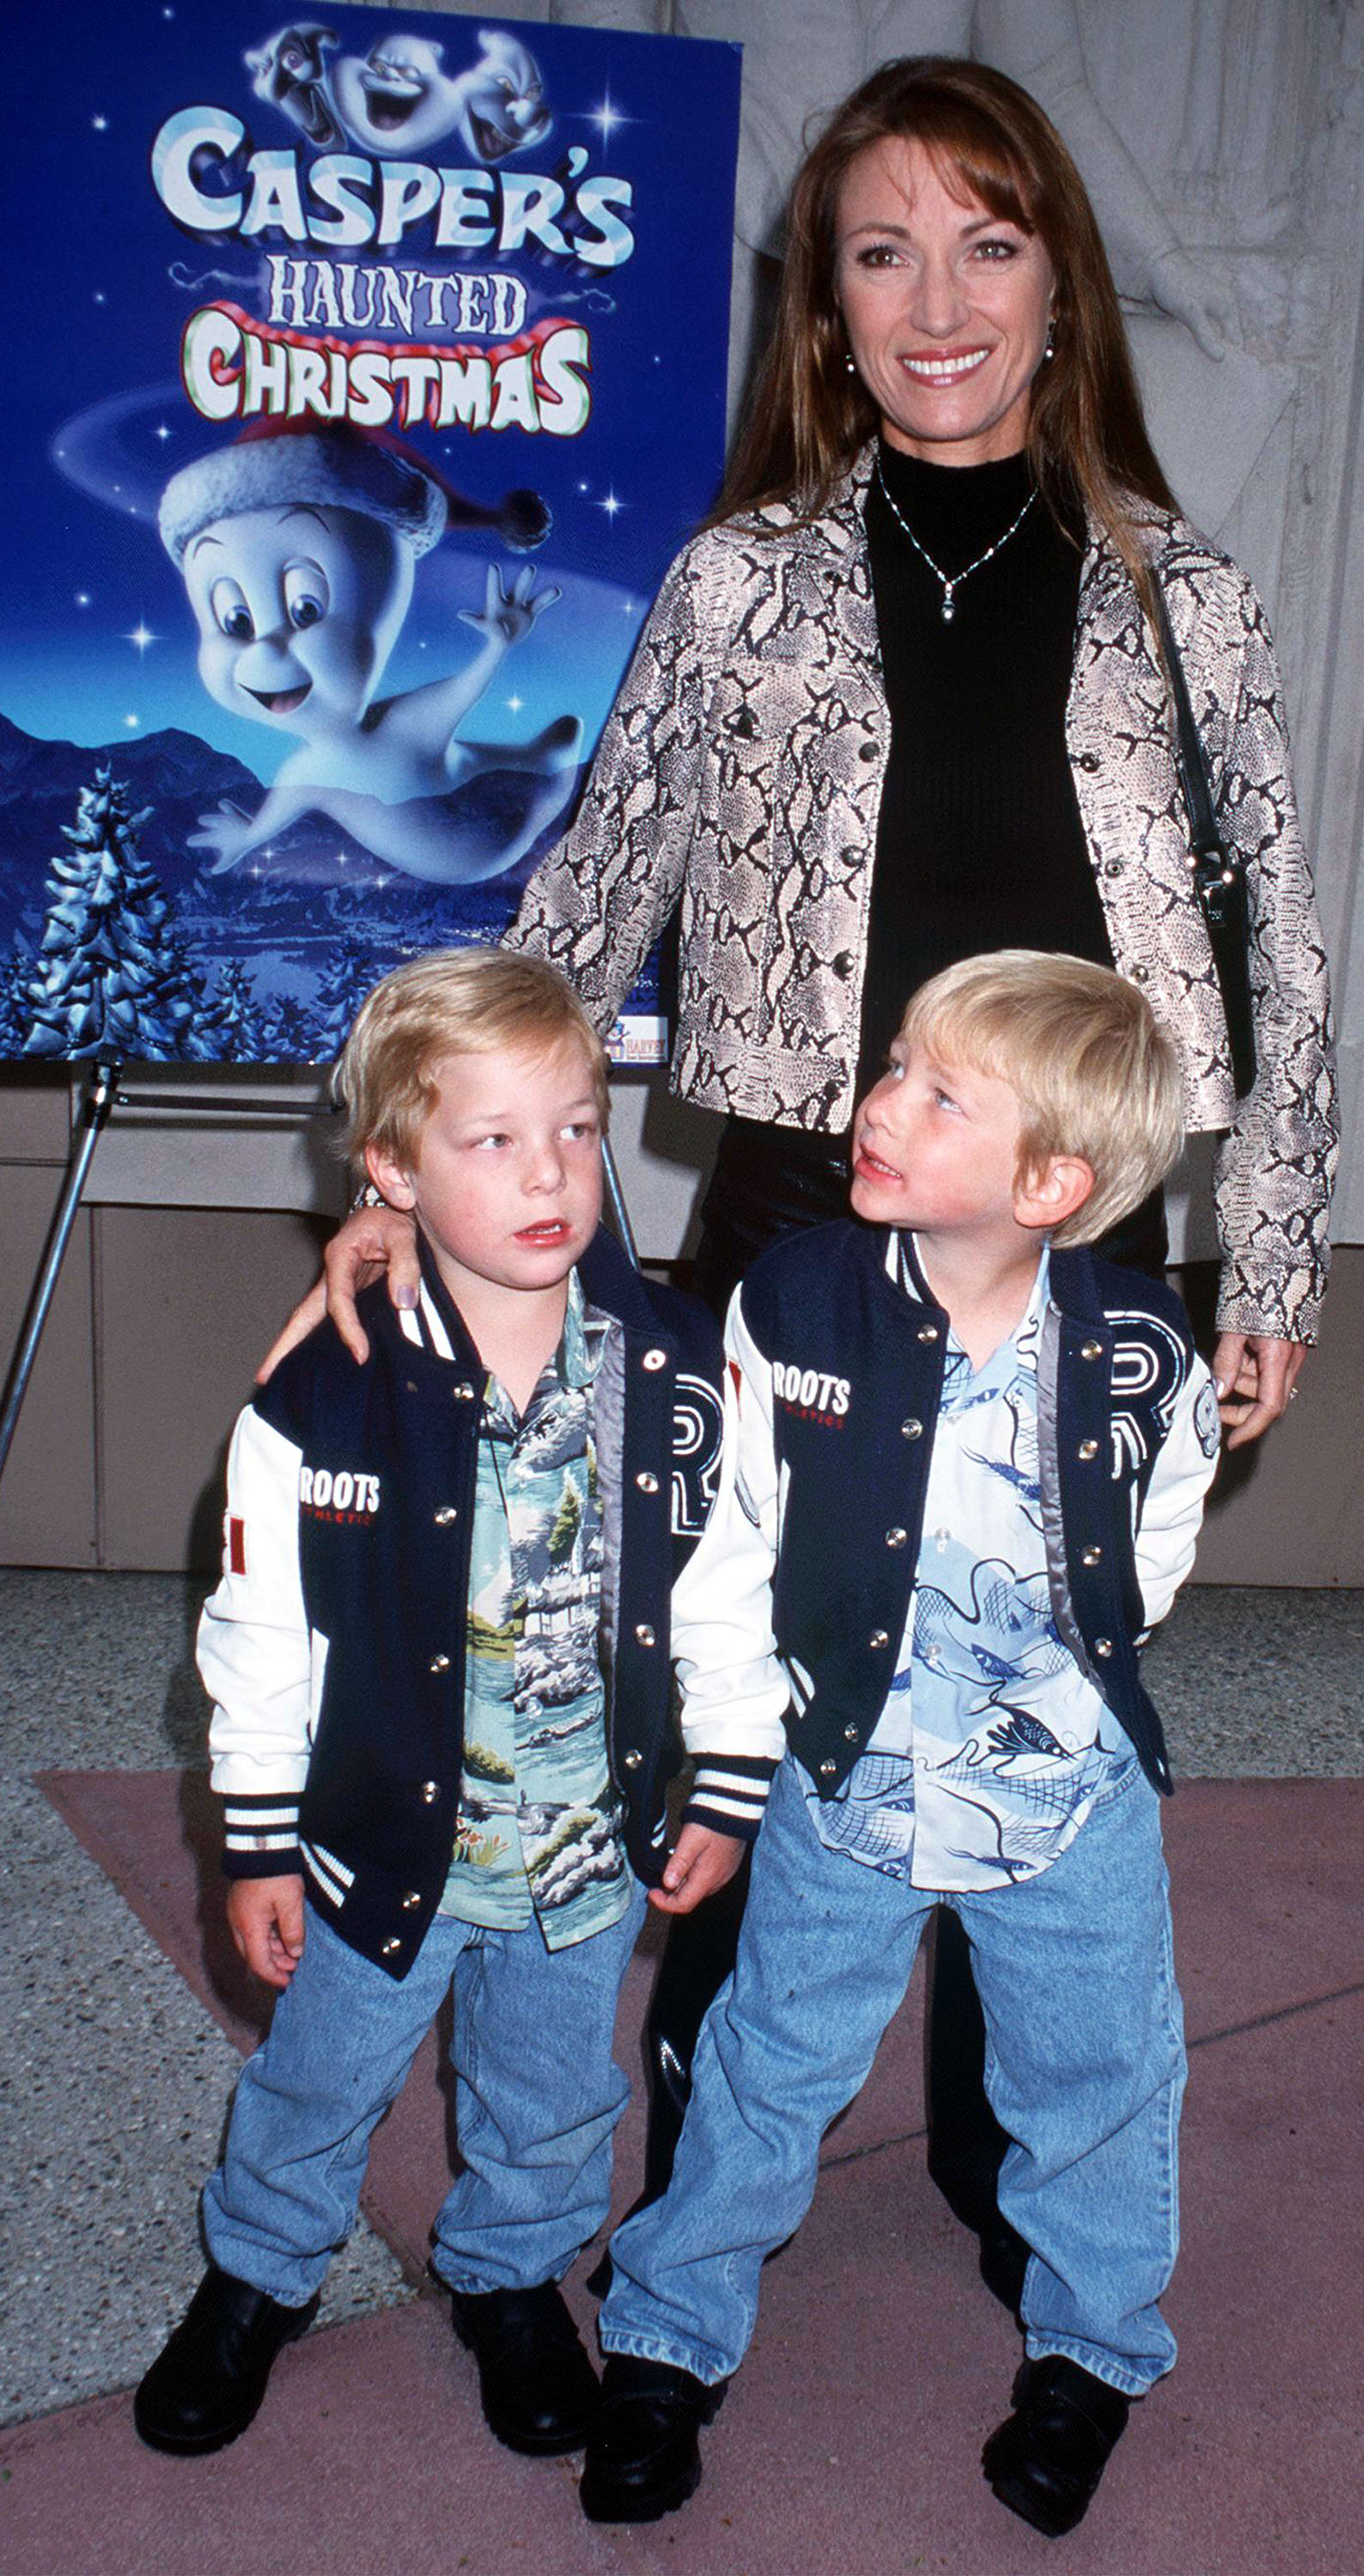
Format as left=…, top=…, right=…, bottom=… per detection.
left=1044, top=317, right=1057, bottom=361
left=845, top=354, right=857, bottom=374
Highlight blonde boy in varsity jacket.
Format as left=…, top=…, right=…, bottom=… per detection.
left=135, top=951, right=753, bottom=2463
left=580, top=953, right=1223, bottom=2543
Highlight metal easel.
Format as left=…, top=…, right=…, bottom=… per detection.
left=0, top=1061, right=343, bottom=1485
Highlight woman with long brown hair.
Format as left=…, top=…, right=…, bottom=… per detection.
left=295, top=52, right=1334, bottom=2517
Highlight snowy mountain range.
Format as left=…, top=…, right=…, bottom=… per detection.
left=0, top=710, right=578, bottom=957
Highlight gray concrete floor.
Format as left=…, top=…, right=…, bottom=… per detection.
left=3, top=1567, right=1361, bottom=2433
left=1, top=1571, right=411, bottom=2431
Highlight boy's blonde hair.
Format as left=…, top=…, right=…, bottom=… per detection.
left=899, top=951, right=1184, bottom=1248
left=335, top=947, right=610, bottom=1170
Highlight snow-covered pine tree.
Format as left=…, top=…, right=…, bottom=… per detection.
left=262, top=993, right=321, bottom=1061
left=0, top=938, right=36, bottom=1056
left=22, top=765, right=212, bottom=1060
left=208, top=958, right=268, bottom=1062
left=311, top=934, right=381, bottom=1059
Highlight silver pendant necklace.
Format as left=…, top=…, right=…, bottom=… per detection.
left=874, top=456, right=1037, bottom=623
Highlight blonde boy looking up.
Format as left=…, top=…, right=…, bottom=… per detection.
left=582, top=952, right=1222, bottom=2543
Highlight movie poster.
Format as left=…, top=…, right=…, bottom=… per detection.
left=0, top=4, right=740, bottom=1064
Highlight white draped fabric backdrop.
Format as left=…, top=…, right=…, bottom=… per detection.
left=390, top=0, right=1364, bottom=1247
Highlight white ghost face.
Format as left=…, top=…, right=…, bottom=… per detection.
left=182, top=502, right=413, bottom=735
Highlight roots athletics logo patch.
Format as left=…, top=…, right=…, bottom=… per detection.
left=771, top=1360, right=850, bottom=1425
left=300, top=1464, right=381, bottom=1522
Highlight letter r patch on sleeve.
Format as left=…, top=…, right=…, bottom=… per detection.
left=228, top=1516, right=247, bottom=1577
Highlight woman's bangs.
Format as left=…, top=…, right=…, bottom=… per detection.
left=913, top=107, right=1039, bottom=237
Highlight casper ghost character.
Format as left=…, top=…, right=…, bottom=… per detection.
left=158, top=429, right=580, bottom=884
left=331, top=29, right=551, bottom=161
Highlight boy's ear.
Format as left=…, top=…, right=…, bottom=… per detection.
left=363, top=1140, right=417, bottom=1212
left=1014, top=1152, right=1094, bottom=1236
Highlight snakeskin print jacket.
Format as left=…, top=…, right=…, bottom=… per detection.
left=514, top=450, right=1337, bottom=1344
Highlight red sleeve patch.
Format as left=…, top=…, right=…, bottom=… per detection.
left=228, top=1516, right=247, bottom=1577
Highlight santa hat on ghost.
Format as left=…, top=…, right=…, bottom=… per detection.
left=158, top=419, right=551, bottom=564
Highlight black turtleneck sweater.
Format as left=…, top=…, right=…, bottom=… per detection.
left=856, top=440, right=1112, bottom=1097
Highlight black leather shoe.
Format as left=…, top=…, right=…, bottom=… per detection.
left=134, top=2264, right=319, bottom=2454
left=449, top=2281, right=599, bottom=2455
left=579, top=2354, right=726, bottom=2524
left=983, top=2354, right=1131, bottom=2537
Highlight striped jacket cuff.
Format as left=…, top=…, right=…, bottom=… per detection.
left=220, top=1790, right=302, bottom=1880
left=682, top=1753, right=777, bottom=1843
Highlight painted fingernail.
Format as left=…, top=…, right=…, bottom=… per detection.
left=395, top=1285, right=418, bottom=1309
left=1214, top=1378, right=1227, bottom=1398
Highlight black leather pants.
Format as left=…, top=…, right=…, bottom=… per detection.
left=646, top=1115, right=1167, bottom=2294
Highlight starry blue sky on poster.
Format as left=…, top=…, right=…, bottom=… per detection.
left=0, top=0, right=740, bottom=770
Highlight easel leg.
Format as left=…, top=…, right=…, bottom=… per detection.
left=0, top=1059, right=122, bottom=1484
left=603, top=1137, right=640, bottom=1270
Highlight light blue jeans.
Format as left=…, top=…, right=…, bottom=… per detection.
left=601, top=1755, right=1184, bottom=2399
left=204, top=1884, right=646, bottom=2306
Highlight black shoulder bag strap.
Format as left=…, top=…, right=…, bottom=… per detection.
left=1151, top=584, right=1257, bottom=1099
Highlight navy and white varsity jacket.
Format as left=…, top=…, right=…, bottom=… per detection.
left=200, top=1228, right=737, bottom=1980
left=671, top=1222, right=1221, bottom=1814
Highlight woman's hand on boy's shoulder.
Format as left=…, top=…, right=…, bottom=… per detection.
left=256, top=1278, right=327, bottom=1382
left=649, top=1822, right=746, bottom=1916
left=227, top=1874, right=307, bottom=1988
left=255, top=1205, right=423, bottom=1380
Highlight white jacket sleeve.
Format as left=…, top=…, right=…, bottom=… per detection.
left=1133, top=1352, right=1222, bottom=1630
left=198, top=1405, right=313, bottom=1872
left=669, top=1288, right=792, bottom=1810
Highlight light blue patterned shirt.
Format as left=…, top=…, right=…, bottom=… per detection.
left=804, top=1243, right=1130, bottom=1892
left=439, top=1274, right=631, bottom=1951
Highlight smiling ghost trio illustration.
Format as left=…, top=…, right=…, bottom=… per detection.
left=247, top=22, right=554, bottom=163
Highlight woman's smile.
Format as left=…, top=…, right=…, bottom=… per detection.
left=898, top=347, right=997, bottom=399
